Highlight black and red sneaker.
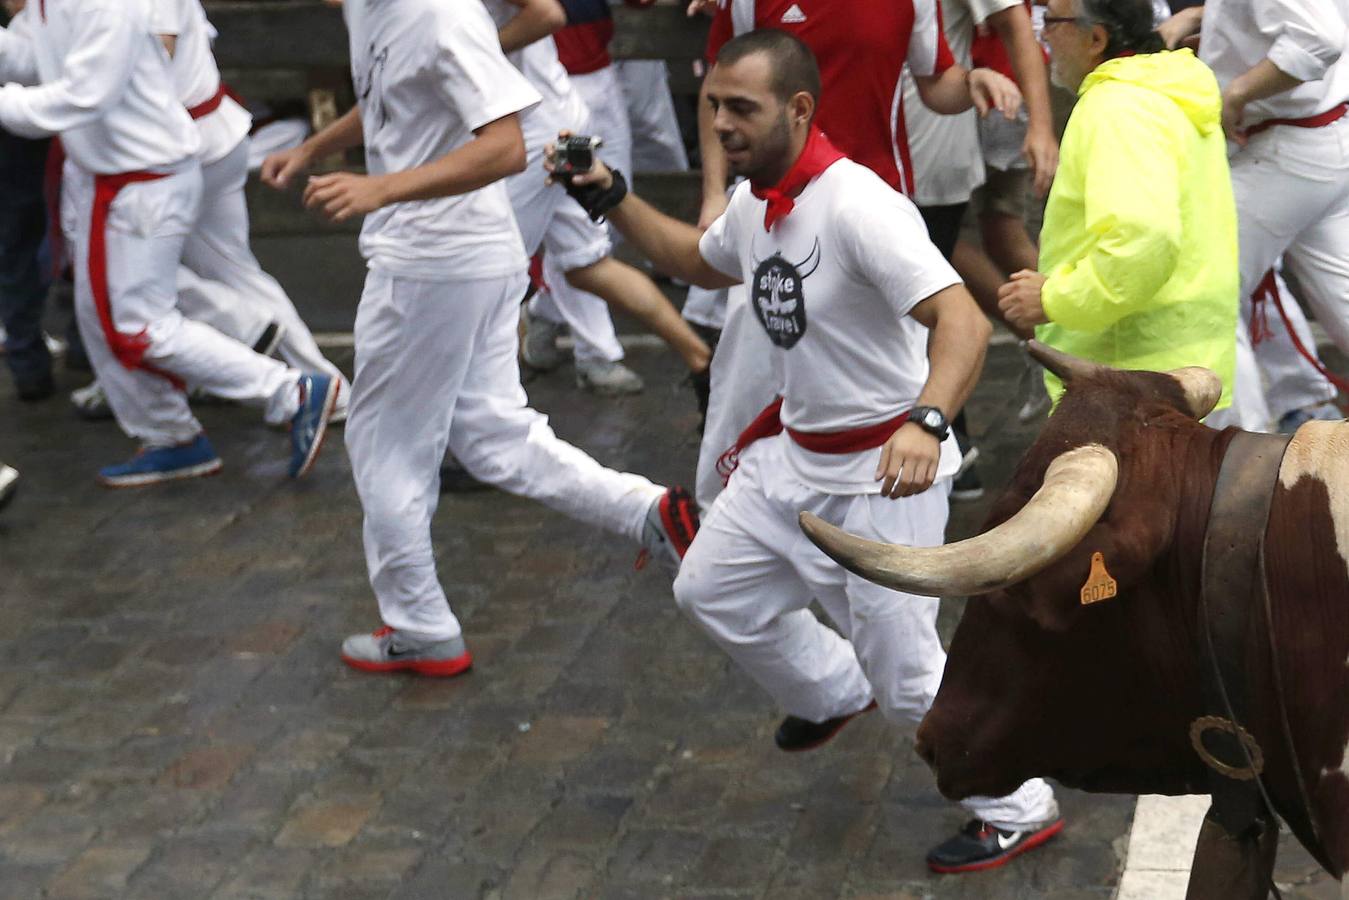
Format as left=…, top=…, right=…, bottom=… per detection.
left=775, top=700, right=878, bottom=752
left=636, top=486, right=700, bottom=572
left=926, top=817, right=1065, bottom=874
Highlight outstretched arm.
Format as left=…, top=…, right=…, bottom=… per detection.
left=552, top=151, right=740, bottom=290
left=301, top=113, right=527, bottom=223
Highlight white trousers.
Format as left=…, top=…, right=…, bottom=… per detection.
left=674, top=436, right=1057, bottom=830
left=181, top=139, right=348, bottom=392
left=615, top=60, right=689, bottom=173
left=532, top=65, right=633, bottom=365
left=344, top=270, right=664, bottom=642
left=695, top=283, right=775, bottom=510
left=65, top=164, right=299, bottom=447
left=1223, top=119, right=1349, bottom=428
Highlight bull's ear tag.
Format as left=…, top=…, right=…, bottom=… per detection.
left=1080, top=552, right=1118, bottom=605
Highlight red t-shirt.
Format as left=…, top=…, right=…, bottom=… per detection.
left=706, top=0, right=955, bottom=195
left=553, top=21, right=615, bottom=75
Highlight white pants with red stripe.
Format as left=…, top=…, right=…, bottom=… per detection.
left=1222, top=118, right=1349, bottom=428
left=673, top=435, right=1058, bottom=831
left=65, top=164, right=301, bottom=448
left=181, top=139, right=348, bottom=394
left=344, top=270, right=664, bottom=642
left=530, top=65, right=631, bottom=366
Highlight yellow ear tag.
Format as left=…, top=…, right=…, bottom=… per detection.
left=1080, top=552, right=1118, bottom=605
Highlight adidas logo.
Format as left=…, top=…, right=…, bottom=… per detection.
left=780, top=3, right=807, bottom=23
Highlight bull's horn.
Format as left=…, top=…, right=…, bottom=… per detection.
left=1025, top=340, right=1106, bottom=384
left=798, top=444, right=1118, bottom=597
left=1165, top=366, right=1222, bottom=419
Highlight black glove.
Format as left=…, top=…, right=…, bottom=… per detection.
left=562, top=168, right=628, bottom=223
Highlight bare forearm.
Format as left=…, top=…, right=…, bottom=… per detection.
left=1229, top=58, right=1304, bottom=106
left=913, top=288, right=991, bottom=416
left=991, top=7, right=1052, bottom=135
left=302, top=107, right=365, bottom=160
left=379, top=122, right=526, bottom=205
left=608, top=193, right=736, bottom=289
left=498, top=0, right=565, bottom=53
left=915, top=66, right=974, bottom=115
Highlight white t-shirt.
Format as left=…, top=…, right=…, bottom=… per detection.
left=902, top=0, right=1023, bottom=205
left=481, top=0, right=589, bottom=145
left=149, top=0, right=252, bottom=165
left=0, top=0, right=199, bottom=175
left=698, top=158, right=964, bottom=493
left=342, top=0, right=541, bottom=280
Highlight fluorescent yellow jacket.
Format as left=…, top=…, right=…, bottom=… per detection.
left=1036, top=49, right=1238, bottom=408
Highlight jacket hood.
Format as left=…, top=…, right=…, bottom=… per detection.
left=1080, top=49, right=1222, bottom=136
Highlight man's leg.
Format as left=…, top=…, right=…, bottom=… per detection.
left=447, top=274, right=665, bottom=542
left=1247, top=268, right=1337, bottom=428
left=1225, top=131, right=1342, bottom=430
left=674, top=439, right=874, bottom=724
left=181, top=141, right=349, bottom=395
left=614, top=59, right=690, bottom=173
left=343, top=272, right=483, bottom=651
left=0, top=133, right=54, bottom=399
left=542, top=65, right=634, bottom=385
left=1282, top=192, right=1349, bottom=364
left=67, top=167, right=207, bottom=452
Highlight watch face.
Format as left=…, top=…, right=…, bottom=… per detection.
left=923, top=409, right=943, bottom=429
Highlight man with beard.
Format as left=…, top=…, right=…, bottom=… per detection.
left=997, top=0, right=1239, bottom=408
left=552, top=28, right=1063, bottom=874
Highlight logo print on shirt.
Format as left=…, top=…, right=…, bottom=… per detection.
left=750, top=238, right=821, bottom=350
left=354, top=43, right=391, bottom=133
left=780, top=3, right=807, bottom=23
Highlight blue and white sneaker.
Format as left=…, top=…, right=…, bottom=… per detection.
left=289, top=374, right=339, bottom=479
left=97, top=435, right=222, bottom=488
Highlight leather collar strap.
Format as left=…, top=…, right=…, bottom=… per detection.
left=749, top=126, right=844, bottom=232
left=1194, top=430, right=1291, bottom=865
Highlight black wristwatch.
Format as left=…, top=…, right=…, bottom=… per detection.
left=909, top=405, right=950, bottom=441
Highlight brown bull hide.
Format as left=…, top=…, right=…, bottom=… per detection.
left=896, top=370, right=1349, bottom=879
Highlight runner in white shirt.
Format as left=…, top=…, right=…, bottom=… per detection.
left=0, top=0, right=337, bottom=486
left=261, top=0, right=699, bottom=677
left=482, top=0, right=710, bottom=391
left=552, top=29, right=1061, bottom=872
left=1172, top=0, right=1349, bottom=430
left=152, top=0, right=351, bottom=409
left=71, top=0, right=353, bottom=422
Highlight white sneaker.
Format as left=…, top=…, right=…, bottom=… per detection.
left=521, top=312, right=567, bottom=371
left=0, top=463, right=18, bottom=513
left=576, top=359, right=644, bottom=395
left=71, top=381, right=114, bottom=421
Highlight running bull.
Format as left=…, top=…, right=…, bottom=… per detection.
left=801, top=342, right=1349, bottom=897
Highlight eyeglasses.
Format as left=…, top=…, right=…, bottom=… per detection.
left=1042, top=16, right=1083, bottom=28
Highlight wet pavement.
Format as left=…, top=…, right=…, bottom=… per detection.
left=0, top=309, right=1338, bottom=898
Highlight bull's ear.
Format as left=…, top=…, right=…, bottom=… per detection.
left=1164, top=367, right=1222, bottom=419
left=1025, top=341, right=1107, bottom=384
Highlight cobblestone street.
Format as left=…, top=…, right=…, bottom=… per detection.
left=0, top=326, right=1336, bottom=898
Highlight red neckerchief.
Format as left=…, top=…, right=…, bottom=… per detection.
left=749, top=126, right=845, bottom=232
